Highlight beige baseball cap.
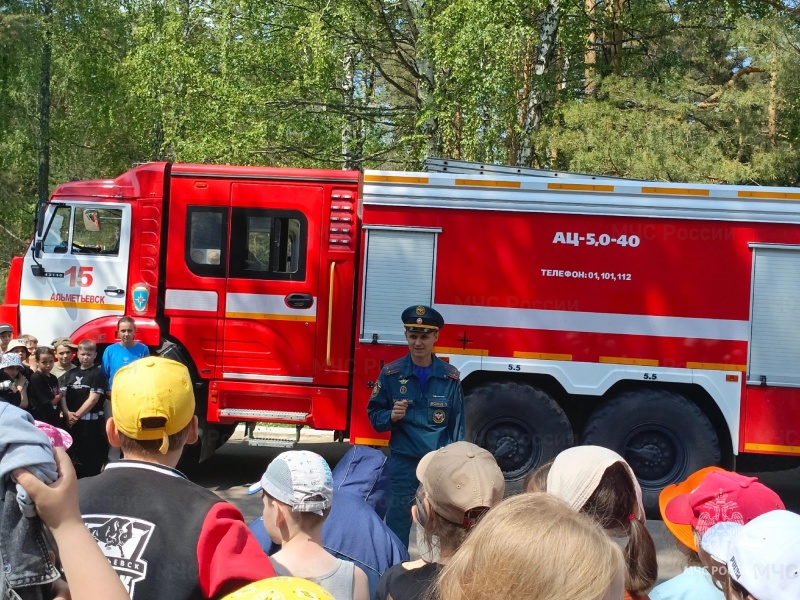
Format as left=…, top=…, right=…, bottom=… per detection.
left=416, top=441, right=505, bottom=528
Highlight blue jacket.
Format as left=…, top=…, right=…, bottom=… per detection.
left=367, top=354, right=465, bottom=458
left=248, top=446, right=408, bottom=597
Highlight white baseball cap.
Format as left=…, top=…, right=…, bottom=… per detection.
left=248, top=450, right=333, bottom=516
left=702, top=510, right=800, bottom=599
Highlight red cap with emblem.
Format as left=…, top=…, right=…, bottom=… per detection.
left=662, top=469, right=784, bottom=551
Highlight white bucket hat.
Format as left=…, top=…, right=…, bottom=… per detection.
left=0, top=353, right=23, bottom=369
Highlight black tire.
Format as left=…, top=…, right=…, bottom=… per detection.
left=582, top=388, right=721, bottom=519
left=156, top=339, right=237, bottom=472
left=466, top=381, right=574, bottom=481
left=177, top=418, right=237, bottom=475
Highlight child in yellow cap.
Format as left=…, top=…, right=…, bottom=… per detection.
left=77, top=356, right=274, bottom=599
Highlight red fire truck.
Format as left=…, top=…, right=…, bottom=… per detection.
left=4, top=160, right=800, bottom=514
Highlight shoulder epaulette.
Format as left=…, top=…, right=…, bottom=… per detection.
left=444, top=362, right=461, bottom=379
left=383, top=357, right=405, bottom=375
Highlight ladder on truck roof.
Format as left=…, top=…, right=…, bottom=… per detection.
left=423, top=158, right=629, bottom=181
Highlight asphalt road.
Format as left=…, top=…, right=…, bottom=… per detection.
left=193, top=427, right=800, bottom=584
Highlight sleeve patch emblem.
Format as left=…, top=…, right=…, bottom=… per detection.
left=370, top=380, right=381, bottom=399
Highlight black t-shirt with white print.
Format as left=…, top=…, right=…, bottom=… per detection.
left=61, top=365, right=106, bottom=413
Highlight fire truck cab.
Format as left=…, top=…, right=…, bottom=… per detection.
left=5, top=160, right=800, bottom=516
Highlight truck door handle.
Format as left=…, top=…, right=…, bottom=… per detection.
left=285, top=293, right=313, bottom=309
left=104, top=286, right=125, bottom=297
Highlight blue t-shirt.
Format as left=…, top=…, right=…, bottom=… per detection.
left=649, top=567, right=724, bottom=600
left=101, top=342, right=150, bottom=390
left=414, top=364, right=432, bottom=392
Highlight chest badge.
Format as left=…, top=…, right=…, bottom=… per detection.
left=399, top=385, right=407, bottom=394
left=432, top=409, right=446, bottom=424
left=398, top=379, right=409, bottom=384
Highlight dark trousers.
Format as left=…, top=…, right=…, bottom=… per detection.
left=385, top=453, right=421, bottom=549
left=68, top=418, right=108, bottom=478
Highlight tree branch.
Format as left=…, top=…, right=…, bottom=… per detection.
left=697, top=67, right=766, bottom=108
left=0, top=222, right=28, bottom=246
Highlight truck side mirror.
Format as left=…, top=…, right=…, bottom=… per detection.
left=35, top=201, right=46, bottom=238
left=83, top=210, right=100, bottom=232
left=32, top=240, right=42, bottom=259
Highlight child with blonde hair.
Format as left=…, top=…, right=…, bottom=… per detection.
left=51, top=337, right=77, bottom=381
left=61, top=339, right=107, bottom=477
left=436, top=492, right=625, bottom=600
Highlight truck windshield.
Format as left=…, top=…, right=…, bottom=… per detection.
left=42, top=205, right=71, bottom=253
left=40, top=204, right=123, bottom=255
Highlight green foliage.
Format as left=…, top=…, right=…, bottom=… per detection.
left=3, top=0, right=800, bottom=300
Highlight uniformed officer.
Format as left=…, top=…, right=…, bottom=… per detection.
left=367, top=305, right=465, bottom=547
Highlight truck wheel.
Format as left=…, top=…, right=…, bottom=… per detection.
left=466, top=382, right=573, bottom=481
left=582, top=389, right=721, bottom=519
left=177, top=418, right=237, bottom=475
left=156, top=340, right=236, bottom=471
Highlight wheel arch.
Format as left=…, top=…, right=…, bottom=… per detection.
left=598, top=380, right=735, bottom=470
left=462, top=371, right=578, bottom=438
left=459, top=363, right=737, bottom=469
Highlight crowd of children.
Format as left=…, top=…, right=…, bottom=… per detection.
left=0, top=317, right=149, bottom=480
left=3, top=319, right=800, bottom=600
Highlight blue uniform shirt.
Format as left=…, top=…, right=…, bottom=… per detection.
left=367, top=354, right=465, bottom=458
left=101, top=342, right=150, bottom=390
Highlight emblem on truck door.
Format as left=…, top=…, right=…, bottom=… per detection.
left=131, top=283, right=149, bottom=314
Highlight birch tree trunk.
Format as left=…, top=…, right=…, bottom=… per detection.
left=341, top=49, right=363, bottom=170
left=402, top=0, right=441, bottom=158
left=768, top=43, right=777, bottom=146
left=517, top=0, right=560, bottom=166
left=585, top=0, right=597, bottom=96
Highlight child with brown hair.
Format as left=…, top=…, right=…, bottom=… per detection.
left=528, top=445, right=658, bottom=600
left=376, top=441, right=505, bottom=600
left=51, top=337, right=77, bottom=381
left=79, top=356, right=273, bottom=598
left=28, top=346, right=68, bottom=426
left=20, top=333, right=39, bottom=372
left=250, top=450, right=369, bottom=600
left=436, top=492, right=625, bottom=600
